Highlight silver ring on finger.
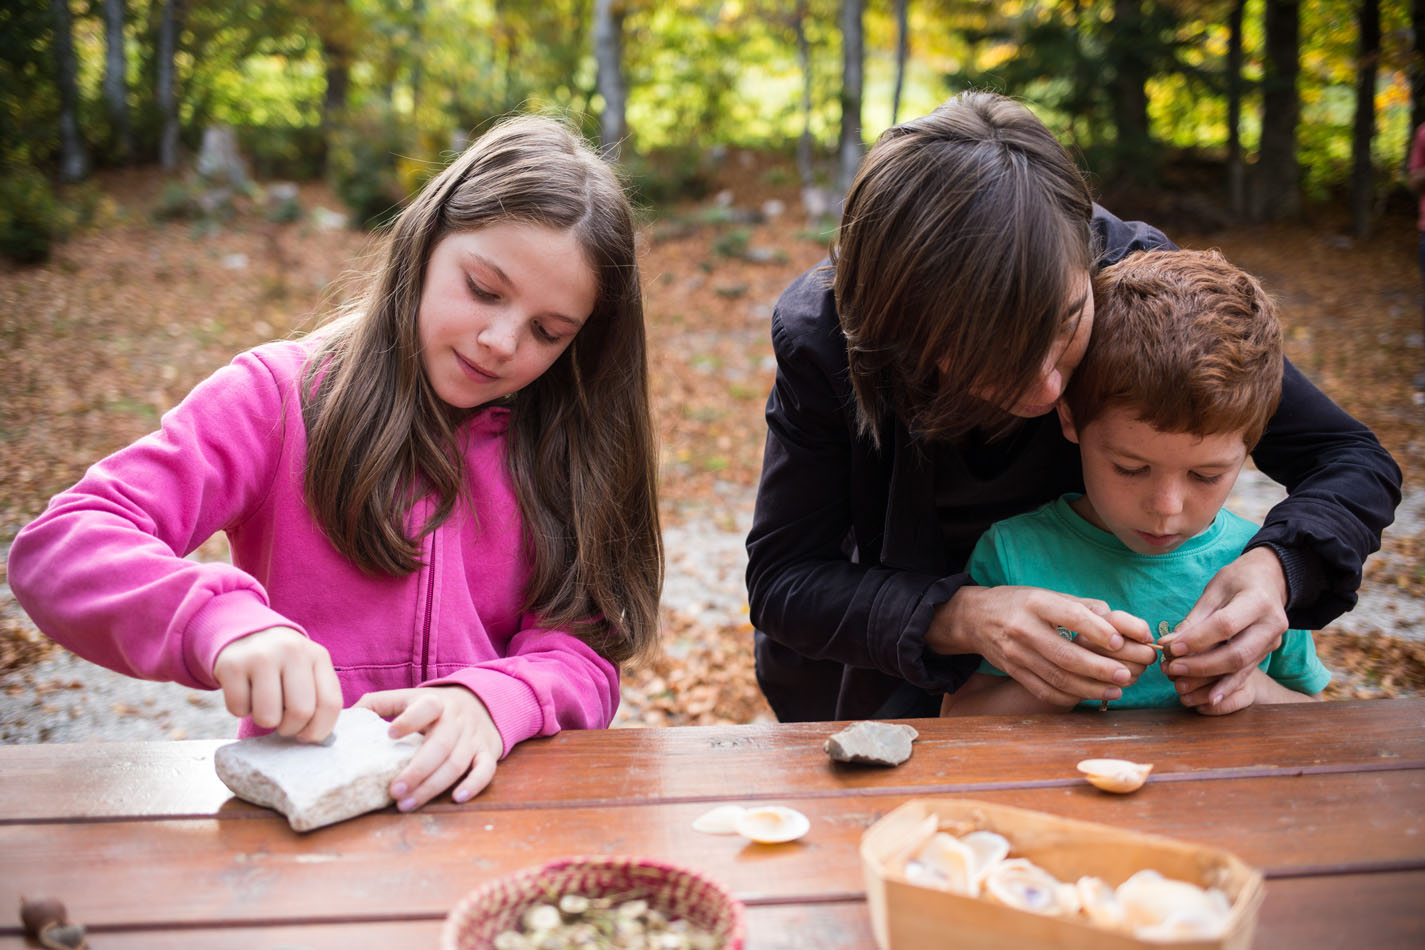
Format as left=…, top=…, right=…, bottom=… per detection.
left=1056, top=625, right=1078, bottom=642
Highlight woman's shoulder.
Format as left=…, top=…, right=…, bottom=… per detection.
left=771, top=260, right=843, bottom=361
left=1090, top=204, right=1176, bottom=265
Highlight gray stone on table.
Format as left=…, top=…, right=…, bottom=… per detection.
left=824, top=720, right=919, bottom=766
left=213, top=706, right=419, bottom=832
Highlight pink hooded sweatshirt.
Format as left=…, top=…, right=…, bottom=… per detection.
left=8, top=340, right=619, bottom=752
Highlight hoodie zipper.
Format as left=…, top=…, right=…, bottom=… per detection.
left=420, top=530, right=435, bottom=683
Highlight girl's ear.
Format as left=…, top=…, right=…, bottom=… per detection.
left=1056, top=401, right=1080, bottom=444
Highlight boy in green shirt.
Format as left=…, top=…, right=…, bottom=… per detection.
left=941, top=249, right=1330, bottom=717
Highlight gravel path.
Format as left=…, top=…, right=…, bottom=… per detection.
left=2, top=469, right=1420, bottom=743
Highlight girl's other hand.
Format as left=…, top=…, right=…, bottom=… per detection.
left=212, top=625, right=343, bottom=743
left=356, top=686, right=502, bottom=811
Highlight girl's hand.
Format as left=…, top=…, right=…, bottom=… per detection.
left=928, top=586, right=1154, bottom=706
left=357, top=686, right=502, bottom=811
left=212, top=625, right=343, bottom=743
left=1160, top=546, right=1288, bottom=708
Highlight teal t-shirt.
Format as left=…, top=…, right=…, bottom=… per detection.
left=971, top=494, right=1331, bottom=708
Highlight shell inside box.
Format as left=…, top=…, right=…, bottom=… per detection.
left=860, top=799, right=1264, bottom=950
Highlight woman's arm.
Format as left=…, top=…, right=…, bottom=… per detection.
left=744, top=276, right=977, bottom=695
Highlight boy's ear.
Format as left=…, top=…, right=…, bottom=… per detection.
left=1056, top=401, right=1081, bottom=443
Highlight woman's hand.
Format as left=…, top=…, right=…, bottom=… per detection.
left=1161, top=546, right=1289, bottom=709
left=928, top=586, right=1156, bottom=706
left=357, top=686, right=502, bottom=811
left=212, top=625, right=343, bottom=743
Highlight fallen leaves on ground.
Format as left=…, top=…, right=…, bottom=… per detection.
left=1, top=154, right=1422, bottom=732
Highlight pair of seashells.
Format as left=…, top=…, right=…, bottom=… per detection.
left=901, top=827, right=1231, bottom=940
left=691, top=803, right=810, bottom=843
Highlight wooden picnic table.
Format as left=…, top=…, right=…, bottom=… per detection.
left=1, top=697, right=1422, bottom=948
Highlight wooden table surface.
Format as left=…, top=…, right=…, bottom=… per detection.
left=1, top=697, right=1422, bottom=949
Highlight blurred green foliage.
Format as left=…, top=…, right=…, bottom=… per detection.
left=1, top=0, right=1416, bottom=259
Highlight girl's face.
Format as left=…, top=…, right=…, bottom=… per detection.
left=417, top=222, right=597, bottom=409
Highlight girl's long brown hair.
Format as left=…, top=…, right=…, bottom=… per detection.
left=300, top=115, right=661, bottom=665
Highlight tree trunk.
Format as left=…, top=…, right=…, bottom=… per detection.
left=593, top=0, right=627, bottom=160
left=1109, top=0, right=1152, bottom=182
left=1226, top=0, right=1246, bottom=216
left=103, top=0, right=131, bottom=158
left=838, top=0, right=864, bottom=197
left=51, top=0, right=88, bottom=181
left=1252, top=0, right=1301, bottom=221
left=410, top=0, right=423, bottom=116
left=891, top=0, right=908, bottom=125
left=157, top=0, right=182, bottom=172
left=1412, top=0, right=1425, bottom=140
left=320, top=45, right=349, bottom=176
left=795, top=0, right=814, bottom=189
left=1351, top=0, right=1380, bottom=239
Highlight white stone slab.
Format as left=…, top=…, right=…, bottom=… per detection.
left=213, top=706, right=420, bottom=832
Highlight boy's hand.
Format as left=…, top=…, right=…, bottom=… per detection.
left=357, top=686, right=502, bottom=811
left=1161, top=546, right=1288, bottom=708
left=212, top=625, right=343, bottom=743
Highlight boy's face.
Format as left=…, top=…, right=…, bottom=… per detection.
left=1057, top=403, right=1248, bottom=555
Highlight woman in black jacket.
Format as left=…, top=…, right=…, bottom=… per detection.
left=745, top=91, right=1401, bottom=722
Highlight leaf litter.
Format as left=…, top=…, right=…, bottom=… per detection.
left=1, top=157, right=1421, bottom=743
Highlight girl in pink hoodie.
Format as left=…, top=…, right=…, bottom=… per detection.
left=10, top=115, right=662, bottom=812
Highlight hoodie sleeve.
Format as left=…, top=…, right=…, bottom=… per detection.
left=8, top=346, right=305, bottom=689
left=421, top=620, right=619, bottom=757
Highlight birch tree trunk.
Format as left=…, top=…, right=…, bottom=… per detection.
left=891, top=0, right=908, bottom=125
left=158, top=0, right=182, bottom=172
left=52, top=0, right=88, bottom=181
left=103, top=0, right=131, bottom=158
left=838, top=0, right=863, bottom=197
left=593, top=0, right=628, bottom=160
left=795, top=0, right=813, bottom=189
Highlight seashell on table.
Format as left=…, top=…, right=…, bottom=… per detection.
left=1076, top=758, right=1153, bottom=793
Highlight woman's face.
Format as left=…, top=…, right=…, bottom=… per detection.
left=997, top=271, right=1095, bottom=418
left=416, top=222, right=597, bottom=409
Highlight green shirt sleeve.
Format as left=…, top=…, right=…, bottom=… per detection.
left=1262, top=629, right=1332, bottom=696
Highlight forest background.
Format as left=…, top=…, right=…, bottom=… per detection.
left=2, top=0, right=1423, bottom=739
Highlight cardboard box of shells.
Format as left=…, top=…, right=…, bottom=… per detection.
left=861, top=799, right=1264, bottom=950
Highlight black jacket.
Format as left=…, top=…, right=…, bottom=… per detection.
left=745, top=206, right=1403, bottom=722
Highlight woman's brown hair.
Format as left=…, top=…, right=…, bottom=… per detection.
left=301, top=115, right=661, bottom=665
left=834, top=90, right=1094, bottom=444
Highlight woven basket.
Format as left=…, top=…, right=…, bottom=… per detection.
left=441, top=855, right=746, bottom=950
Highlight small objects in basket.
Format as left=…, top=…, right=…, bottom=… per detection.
left=492, top=892, right=721, bottom=949
left=442, top=857, right=744, bottom=950
left=1076, top=758, right=1153, bottom=793
left=898, top=823, right=1231, bottom=940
